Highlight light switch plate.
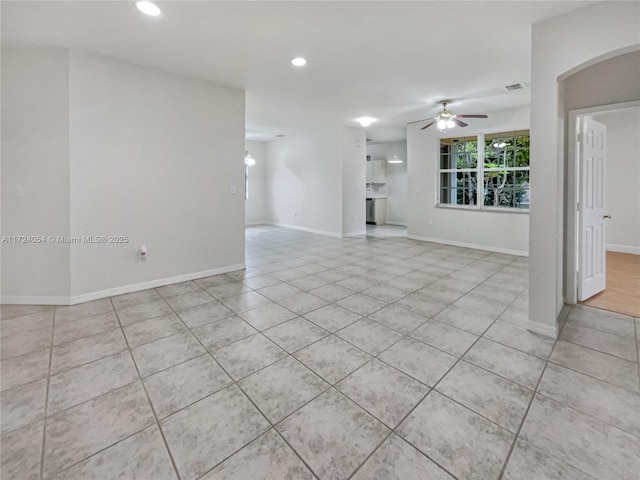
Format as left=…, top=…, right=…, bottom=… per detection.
left=230, top=186, right=236, bottom=195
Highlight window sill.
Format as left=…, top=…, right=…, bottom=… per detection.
left=435, top=204, right=529, bottom=214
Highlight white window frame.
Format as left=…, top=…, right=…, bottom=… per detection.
left=437, top=131, right=530, bottom=212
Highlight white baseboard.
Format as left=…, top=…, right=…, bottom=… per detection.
left=385, top=221, right=407, bottom=227
left=1, top=263, right=246, bottom=306
left=527, top=320, right=559, bottom=339
left=343, top=230, right=366, bottom=237
left=407, top=234, right=528, bottom=257
left=245, top=221, right=270, bottom=226
left=267, top=222, right=342, bottom=238
left=607, top=244, right=640, bottom=255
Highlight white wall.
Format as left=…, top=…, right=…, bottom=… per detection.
left=1, top=48, right=71, bottom=302
left=264, top=127, right=366, bottom=237
left=265, top=127, right=343, bottom=236
left=407, top=107, right=530, bottom=256
left=245, top=140, right=267, bottom=225
left=1, top=48, right=246, bottom=304
left=594, top=108, right=640, bottom=254
left=68, top=51, right=245, bottom=299
left=367, top=141, right=408, bottom=226
left=341, top=128, right=367, bottom=236
left=530, top=1, right=640, bottom=337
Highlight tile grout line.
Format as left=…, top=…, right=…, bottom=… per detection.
left=288, top=258, right=527, bottom=398
left=531, top=390, right=640, bottom=440
left=109, top=295, right=183, bottom=480
left=160, top=289, right=325, bottom=480
left=15, top=228, right=635, bottom=480
left=344, top=388, right=462, bottom=480
left=496, top=331, right=562, bottom=479
left=342, top=309, right=495, bottom=480
left=45, top=343, right=128, bottom=378
left=542, top=311, right=640, bottom=437
left=346, top=273, right=519, bottom=480
left=564, top=315, right=639, bottom=341
left=545, top=356, right=640, bottom=395
left=38, top=308, right=56, bottom=480
left=190, top=428, right=322, bottom=480
left=554, top=328, right=638, bottom=361
left=356, top=263, right=528, bottom=478
left=43, top=427, right=161, bottom=479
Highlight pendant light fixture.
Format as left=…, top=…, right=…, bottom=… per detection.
left=387, top=141, right=404, bottom=164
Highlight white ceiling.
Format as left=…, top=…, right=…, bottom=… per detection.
left=2, top=1, right=593, bottom=142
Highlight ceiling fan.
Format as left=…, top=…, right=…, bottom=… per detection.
left=408, top=101, right=488, bottom=130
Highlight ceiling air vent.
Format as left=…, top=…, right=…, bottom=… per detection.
left=503, top=82, right=526, bottom=92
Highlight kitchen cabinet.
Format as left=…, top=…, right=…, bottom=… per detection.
left=366, top=158, right=387, bottom=183
left=366, top=159, right=373, bottom=182
left=372, top=160, right=387, bottom=183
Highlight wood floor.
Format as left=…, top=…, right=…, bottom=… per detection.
left=581, top=251, right=640, bottom=317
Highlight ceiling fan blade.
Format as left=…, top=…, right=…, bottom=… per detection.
left=453, top=118, right=468, bottom=127
left=407, top=118, right=432, bottom=125
left=420, top=121, right=437, bottom=130
left=456, top=114, right=488, bottom=118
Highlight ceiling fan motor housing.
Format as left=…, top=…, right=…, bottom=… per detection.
left=410, top=100, right=488, bottom=130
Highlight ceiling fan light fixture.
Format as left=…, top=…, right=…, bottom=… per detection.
left=244, top=152, right=256, bottom=166
left=356, top=117, right=376, bottom=127
left=410, top=100, right=488, bottom=132
left=135, top=1, right=161, bottom=16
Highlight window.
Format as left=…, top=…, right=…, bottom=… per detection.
left=438, top=130, right=530, bottom=210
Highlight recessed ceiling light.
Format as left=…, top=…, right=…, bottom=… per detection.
left=291, top=57, right=307, bottom=67
left=356, top=117, right=376, bottom=127
left=136, top=1, right=161, bottom=17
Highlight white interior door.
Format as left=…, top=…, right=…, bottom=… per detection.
left=578, top=117, right=607, bottom=301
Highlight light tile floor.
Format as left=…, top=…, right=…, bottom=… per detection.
left=1, top=225, right=639, bottom=480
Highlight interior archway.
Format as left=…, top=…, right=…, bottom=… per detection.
left=559, top=49, right=640, bottom=320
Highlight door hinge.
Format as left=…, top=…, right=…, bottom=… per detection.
left=577, top=133, right=582, bottom=143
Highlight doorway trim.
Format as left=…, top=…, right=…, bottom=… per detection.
left=565, top=100, right=640, bottom=305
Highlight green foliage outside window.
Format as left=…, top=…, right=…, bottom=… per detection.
left=440, top=131, right=530, bottom=209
